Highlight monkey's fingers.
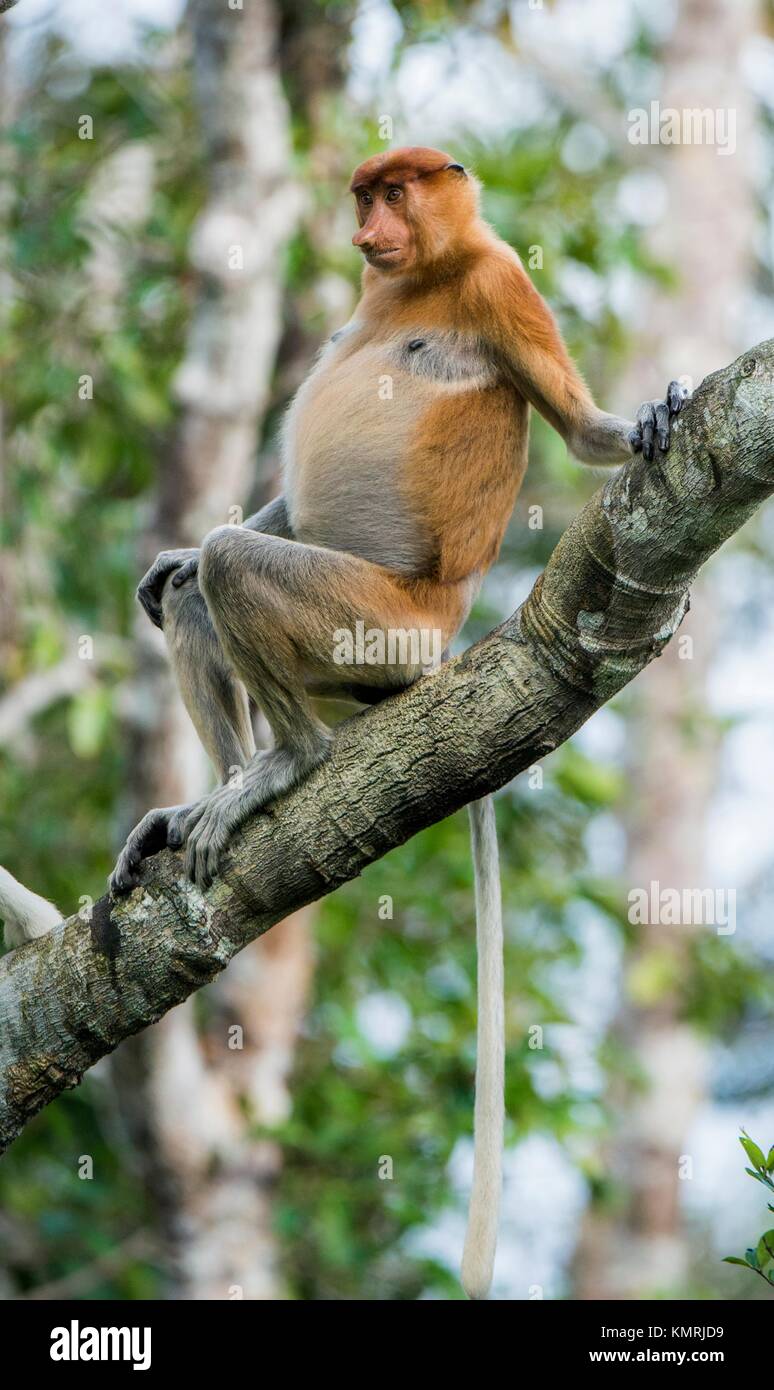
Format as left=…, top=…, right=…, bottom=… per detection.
left=136, top=560, right=173, bottom=628
left=653, top=378, right=692, bottom=451
left=137, top=550, right=198, bottom=628
left=171, top=555, right=200, bottom=589
left=137, top=584, right=164, bottom=630
left=630, top=379, right=690, bottom=460
left=655, top=399, right=671, bottom=453
left=667, top=378, right=690, bottom=415
left=635, top=401, right=657, bottom=462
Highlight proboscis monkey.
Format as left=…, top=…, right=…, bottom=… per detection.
left=109, top=147, right=687, bottom=1298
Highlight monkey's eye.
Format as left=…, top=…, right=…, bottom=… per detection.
left=385, top=187, right=402, bottom=203
left=359, top=190, right=373, bottom=206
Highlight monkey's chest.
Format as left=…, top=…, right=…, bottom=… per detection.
left=284, top=330, right=499, bottom=572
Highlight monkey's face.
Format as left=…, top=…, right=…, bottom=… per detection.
left=351, top=183, right=417, bottom=273
left=349, top=148, right=479, bottom=276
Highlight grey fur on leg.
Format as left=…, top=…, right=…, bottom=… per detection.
left=110, top=571, right=255, bottom=895
left=163, top=575, right=255, bottom=781
left=169, top=524, right=346, bottom=886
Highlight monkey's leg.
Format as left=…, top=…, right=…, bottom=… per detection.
left=180, top=524, right=450, bottom=887
left=162, top=577, right=256, bottom=778
left=110, top=576, right=256, bottom=894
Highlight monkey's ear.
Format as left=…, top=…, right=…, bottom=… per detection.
left=445, top=162, right=466, bottom=175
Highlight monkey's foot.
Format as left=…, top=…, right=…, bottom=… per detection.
left=629, top=379, right=690, bottom=461
left=182, top=745, right=329, bottom=889
left=109, top=803, right=194, bottom=895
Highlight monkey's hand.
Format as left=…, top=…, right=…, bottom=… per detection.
left=137, top=548, right=200, bottom=629
left=629, top=380, right=690, bottom=462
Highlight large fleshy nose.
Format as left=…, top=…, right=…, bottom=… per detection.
left=352, top=219, right=378, bottom=248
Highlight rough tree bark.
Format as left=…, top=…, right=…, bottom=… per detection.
left=1, top=340, right=774, bottom=1154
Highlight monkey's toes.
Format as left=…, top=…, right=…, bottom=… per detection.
left=108, top=806, right=182, bottom=896
left=167, top=805, right=193, bottom=849
left=184, top=813, right=232, bottom=889
left=180, top=801, right=210, bottom=844
left=109, top=851, right=140, bottom=896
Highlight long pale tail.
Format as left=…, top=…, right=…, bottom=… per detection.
left=461, top=795, right=504, bottom=1300
left=0, top=865, right=61, bottom=949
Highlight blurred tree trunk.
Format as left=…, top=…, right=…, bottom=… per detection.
left=112, top=0, right=309, bottom=1300
left=267, top=0, right=358, bottom=417
left=0, top=22, right=19, bottom=678
left=574, top=0, right=757, bottom=1298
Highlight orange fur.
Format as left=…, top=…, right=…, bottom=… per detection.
left=350, top=146, right=459, bottom=189
left=407, top=384, right=528, bottom=582
left=284, top=146, right=631, bottom=650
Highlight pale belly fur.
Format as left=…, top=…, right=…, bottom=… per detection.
left=282, top=327, right=501, bottom=575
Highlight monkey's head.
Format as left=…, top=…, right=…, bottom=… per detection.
left=349, top=146, right=481, bottom=276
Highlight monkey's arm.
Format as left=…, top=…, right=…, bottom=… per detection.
left=169, top=494, right=293, bottom=585
left=482, top=257, right=686, bottom=466
left=138, top=496, right=293, bottom=628
left=243, top=494, right=294, bottom=537
left=569, top=384, right=689, bottom=467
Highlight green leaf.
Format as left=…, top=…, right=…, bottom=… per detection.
left=722, top=1256, right=751, bottom=1266
left=767, top=1147, right=774, bottom=1173
left=745, top=1247, right=759, bottom=1269
left=740, top=1135, right=767, bottom=1171
left=756, top=1231, right=774, bottom=1269
left=745, top=1168, right=774, bottom=1188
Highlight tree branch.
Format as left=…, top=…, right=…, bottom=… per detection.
left=2, top=341, right=774, bottom=1154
